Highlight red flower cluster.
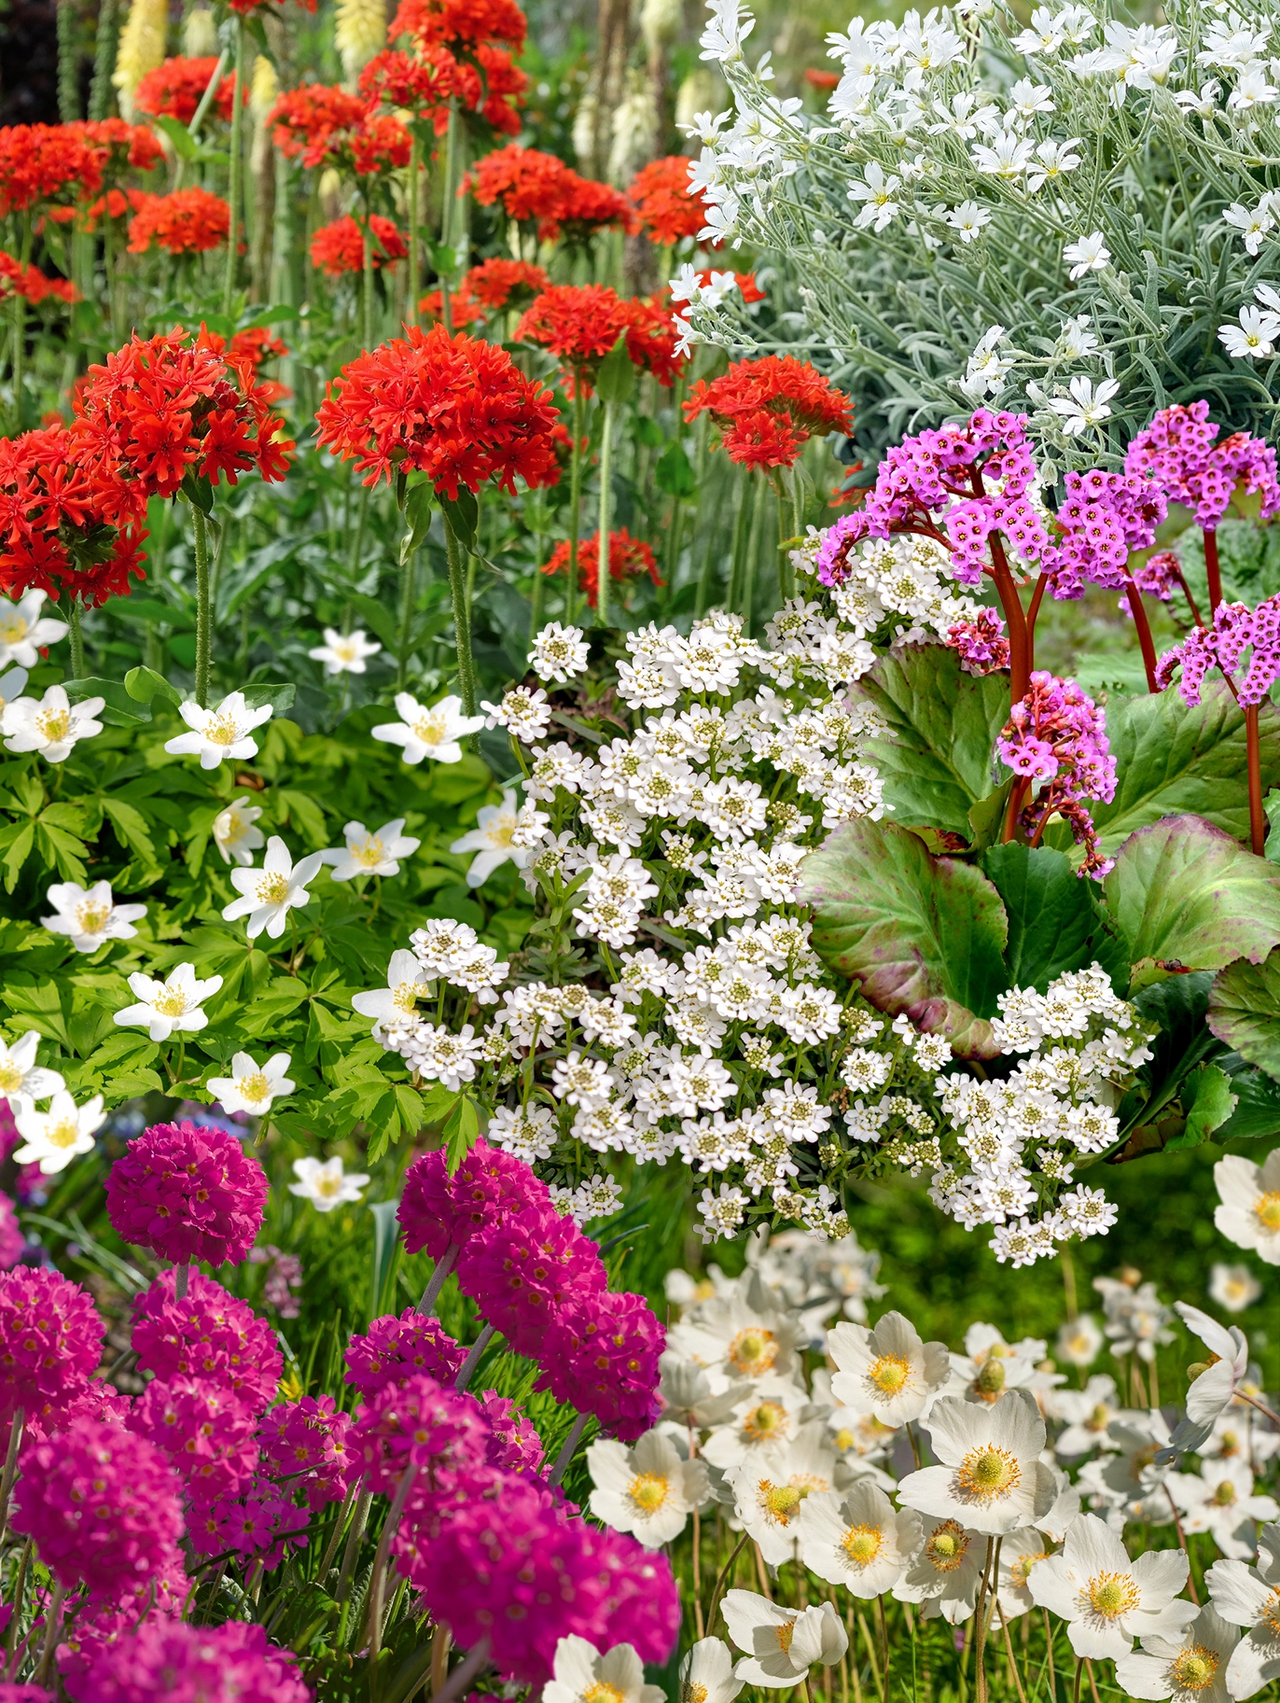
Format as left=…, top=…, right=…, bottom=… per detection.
left=389, top=0, right=526, bottom=51
left=310, top=213, right=406, bottom=275
left=358, top=46, right=455, bottom=120
left=268, top=85, right=368, bottom=167
left=0, top=122, right=104, bottom=215
left=517, top=283, right=685, bottom=395
left=69, top=117, right=165, bottom=174
left=127, top=186, right=230, bottom=255
left=80, top=186, right=152, bottom=233
left=542, top=527, right=662, bottom=607
left=227, top=326, right=288, bottom=369
left=684, top=354, right=854, bottom=468
left=419, top=256, right=547, bottom=324
left=0, top=250, right=77, bottom=305
left=468, top=143, right=635, bottom=242
left=133, top=56, right=240, bottom=124
left=315, top=323, right=562, bottom=498
left=627, top=155, right=707, bottom=246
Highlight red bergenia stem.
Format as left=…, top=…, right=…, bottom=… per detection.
left=1204, top=528, right=1223, bottom=614
left=1172, top=562, right=1206, bottom=629
left=1123, top=574, right=1160, bottom=694
left=1025, top=570, right=1050, bottom=672
left=1245, top=703, right=1266, bottom=856
left=986, top=532, right=1030, bottom=702
left=1002, top=776, right=1030, bottom=845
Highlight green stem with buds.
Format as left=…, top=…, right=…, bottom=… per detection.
left=222, top=19, right=245, bottom=319
left=596, top=398, right=616, bottom=628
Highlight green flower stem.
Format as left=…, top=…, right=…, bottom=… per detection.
left=443, top=511, right=477, bottom=717
left=725, top=470, right=751, bottom=616
left=193, top=504, right=212, bottom=708
left=361, top=215, right=375, bottom=352
left=741, top=472, right=767, bottom=634
left=566, top=390, right=586, bottom=626
left=87, top=0, right=119, bottom=122
left=407, top=131, right=422, bottom=327
left=67, top=598, right=85, bottom=679
left=774, top=471, right=793, bottom=605
left=222, top=19, right=245, bottom=319
left=396, top=544, right=415, bottom=692
left=596, top=397, right=616, bottom=628
left=439, top=101, right=459, bottom=333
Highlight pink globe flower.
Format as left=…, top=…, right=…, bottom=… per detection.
left=105, top=1121, right=268, bottom=1268
left=537, top=1290, right=665, bottom=1441
left=187, top=1474, right=311, bottom=1571
left=256, top=1394, right=352, bottom=1508
left=454, top=1202, right=606, bottom=1357
left=128, top=1375, right=260, bottom=1508
left=345, top=1309, right=465, bottom=1394
left=0, top=1267, right=104, bottom=1426
left=0, top=1193, right=24, bottom=1271
left=351, top=1372, right=490, bottom=1497
left=398, top=1139, right=552, bottom=1258
left=12, top=1417, right=184, bottom=1600
left=26, top=1379, right=132, bottom=1444
left=66, top=1620, right=311, bottom=1703
left=130, top=1269, right=281, bottom=1413
left=56, top=1552, right=191, bottom=1692
left=478, top=1391, right=544, bottom=1474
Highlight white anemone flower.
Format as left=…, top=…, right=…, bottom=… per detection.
left=587, top=1429, right=709, bottom=1549
left=726, top=1426, right=836, bottom=1565
left=719, top=1593, right=847, bottom=1689
left=678, top=1639, right=743, bottom=1703
left=0, top=591, right=68, bottom=667
left=1054, top=1374, right=1124, bottom=1458
left=13, top=1090, right=106, bottom=1173
left=41, top=880, right=146, bottom=953
left=351, top=949, right=433, bottom=1029
left=1027, top=1511, right=1193, bottom=1659
left=114, top=962, right=223, bottom=1042
left=222, top=837, right=326, bottom=940
left=898, top=1390, right=1057, bottom=1535
left=700, top=1384, right=809, bottom=1469
left=892, top=1514, right=987, bottom=1623
left=371, top=692, right=485, bottom=764
left=213, top=797, right=266, bottom=867
left=326, top=819, right=420, bottom=881
left=0, top=1030, right=65, bottom=1112
left=1210, top=1264, right=1263, bottom=1314
left=1215, top=1153, right=1280, bottom=1263
left=1207, top=1525, right=1280, bottom=1696
left=206, top=1051, right=295, bottom=1116
left=1115, top=1603, right=1238, bottom=1703
left=289, top=1155, right=370, bottom=1213
left=1180, top=1459, right=1279, bottom=1559
left=1056, top=1313, right=1103, bottom=1368
left=994, top=1527, right=1058, bottom=1624
left=2, top=683, right=103, bottom=762
left=450, top=788, right=530, bottom=888
left=0, top=666, right=29, bottom=713
left=666, top=1293, right=799, bottom=1389
left=307, top=627, right=382, bottom=674
left=1161, top=1304, right=1251, bottom=1455
left=544, top=1637, right=664, bottom=1703
left=828, top=1309, right=950, bottom=1426
left=163, top=691, right=274, bottom=769
left=798, top=1479, right=921, bottom=1598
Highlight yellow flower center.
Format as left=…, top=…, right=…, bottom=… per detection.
left=46, top=1118, right=80, bottom=1149
left=583, top=1684, right=625, bottom=1703
left=1213, top=1480, right=1238, bottom=1507
left=412, top=714, right=447, bottom=746
left=0, top=614, right=28, bottom=642
left=743, top=1401, right=789, bottom=1444
left=0, top=1063, right=22, bottom=1091
left=1129, top=1445, right=1157, bottom=1481
left=1255, top=1191, right=1280, bottom=1231
left=36, top=708, right=71, bottom=741
left=926, top=1521, right=969, bottom=1573
left=153, top=988, right=189, bottom=1017
left=236, top=1071, right=271, bottom=1106
left=956, top=1444, right=1021, bottom=1502
left=833, top=1427, right=855, bottom=1452
left=392, top=981, right=420, bottom=1014
left=727, top=1326, right=778, bottom=1376
left=1087, top=1404, right=1110, bottom=1432
left=868, top=1353, right=911, bottom=1394
left=681, top=1687, right=708, bottom=1703
left=255, top=873, right=290, bottom=905
left=975, top=1359, right=1007, bottom=1398
left=1009, top=1550, right=1048, bottom=1588
left=204, top=714, right=241, bottom=747
left=315, top=1172, right=341, bottom=1198
left=75, top=902, right=111, bottom=934
left=1220, top=1430, right=1242, bottom=1459
left=487, top=817, right=517, bottom=848
left=760, top=1481, right=802, bottom=1522
left=352, top=837, right=385, bottom=867
left=628, top=1472, right=671, bottom=1513
left=841, top=1523, right=884, bottom=1567
left=1261, top=1588, right=1280, bottom=1637
left=1170, top=1647, right=1219, bottom=1691
left=774, top=1620, right=796, bottom=1654
left=1086, top=1571, right=1139, bottom=1618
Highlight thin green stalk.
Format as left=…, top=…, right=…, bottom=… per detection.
left=596, top=398, right=616, bottom=628
left=222, top=19, right=245, bottom=318
left=362, top=218, right=375, bottom=352
left=88, top=0, right=119, bottom=121
left=11, top=291, right=24, bottom=433
left=397, top=546, right=416, bottom=691
left=192, top=504, right=213, bottom=708
left=740, top=471, right=767, bottom=637
left=57, top=0, right=81, bottom=121
left=444, top=514, right=477, bottom=717
left=67, top=599, right=85, bottom=679
left=566, top=389, right=586, bottom=626
left=724, top=470, right=752, bottom=615
left=775, top=469, right=795, bottom=604
left=439, top=101, right=458, bottom=333
left=407, top=131, right=422, bottom=326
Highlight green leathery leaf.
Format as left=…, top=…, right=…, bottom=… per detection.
left=1208, top=947, right=1280, bottom=1082
left=981, top=842, right=1116, bottom=993
left=1215, top=1066, right=1280, bottom=1141
left=1164, top=1064, right=1237, bottom=1151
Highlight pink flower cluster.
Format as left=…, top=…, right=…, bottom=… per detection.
left=345, top=1307, right=466, bottom=1392
left=1156, top=595, right=1280, bottom=707
left=815, top=410, right=1047, bottom=588
left=1042, top=470, right=1166, bottom=600
left=0, top=1267, right=104, bottom=1425
left=997, top=671, right=1118, bottom=878
left=1120, top=548, right=1181, bottom=617
left=947, top=607, right=1010, bottom=675
left=65, top=1619, right=310, bottom=1703
left=1125, top=400, right=1280, bottom=530
left=105, top=1120, right=268, bottom=1268
left=131, top=1268, right=282, bottom=1407
left=56, top=1553, right=192, bottom=1689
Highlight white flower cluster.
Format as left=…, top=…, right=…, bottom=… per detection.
left=789, top=527, right=987, bottom=644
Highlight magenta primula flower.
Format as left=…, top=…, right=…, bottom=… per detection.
left=351, top=1371, right=490, bottom=1496
left=55, top=1553, right=191, bottom=1692
left=256, top=1394, right=352, bottom=1508
left=537, top=1290, right=665, bottom=1441
left=105, top=1120, right=268, bottom=1267
left=128, top=1374, right=260, bottom=1507
left=130, top=1268, right=282, bottom=1413
left=0, top=1266, right=104, bottom=1425
left=478, top=1390, right=545, bottom=1474
left=187, top=1473, right=312, bottom=1571
left=454, top=1200, right=607, bottom=1354
left=67, top=1619, right=311, bottom=1703
left=397, top=1136, right=553, bottom=1258
left=344, top=1308, right=465, bottom=1394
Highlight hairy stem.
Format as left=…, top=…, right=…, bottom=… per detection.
left=1204, top=528, right=1223, bottom=614
left=596, top=398, right=616, bottom=628
left=222, top=20, right=245, bottom=318
left=444, top=514, right=477, bottom=717
left=1246, top=704, right=1266, bottom=856
left=1123, top=574, right=1160, bottom=692
left=192, top=504, right=212, bottom=708
left=566, top=390, right=586, bottom=626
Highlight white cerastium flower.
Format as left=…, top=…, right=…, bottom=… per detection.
left=1048, top=375, right=1119, bottom=434
left=1114, top=1602, right=1238, bottom=1703
left=586, top=1427, right=709, bottom=1549
left=678, top=1639, right=743, bottom=1703
left=1063, top=231, right=1111, bottom=279
left=41, top=880, right=146, bottom=954
left=288, top=1155, right=370, bottom=1213
left=213, top=796, right=266, bottom=867
left=827, top=1309, right=951, bottom=1426
left=307, top=627, right=382, bottom=674
left=0, top=590, right=68, bottom=667
left=206, top=1051, right=295, bottom=1116
left=1027, top=1510, right=1194, bottom=1658
left=1214, top=1151, right=1280, bottom=1263
left=450, top=787, right=529, bottom=887
left=13, top=1090, right=106, bottom=1174
left=1207, top=1524, right=1280, bottom=1697
left=325, top=819, right=420, bottom=881
left=114, top=962, right=224, bottom=1042
left=719, top=1592, right=847, bottom=1689
left=897, top=1389, right=1058, bottom=1534
left=222, top=836, right=326, bottom=940
left=163, top=690, right=274, bottom=769
left=798, top=1478, right=921, bottom=1597
left=372, top=692, right=485, bottom=764
left=544, top=1637, right=664, bottom=1703
left=0, top=1030, right=65, bottom=1112
left=2, top=683, right=103, bottom=762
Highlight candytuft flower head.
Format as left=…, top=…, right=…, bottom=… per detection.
left=12, top=1089, right=105, bottom=1174
left=114, top=961, right=223, bottom=1042
left=41, top=879, right=146, bottom=953
left=221, top=836, right=326, bottom=939
left=530, top=620, right=589, bottom=683
left=164, top=690, right=274, bottom=769
left=289, top=1155, right=370, bottom=1213
left=372, top=692, right=485, bottom=764
left=2, top=682, right=103, bottom=762
left=205, top=1051, right=295, bottom=1116
left=0, top=1266, right=104, bottom=1423
left=307, top=625, right=383, bottom=674
left=105, top=1119, right=269, bottom=1266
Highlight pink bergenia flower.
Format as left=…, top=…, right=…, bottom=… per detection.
left=256, top=1394, right=352, bottom=1508
left=0, top=1266, right=104, bottom=1425
left=67, top=1619, right=311, bottom=1703
left=1125, top=400, right=1280, bottom=530
left=455, top=1201, right=608, bottom=1355
left=998, top=671, right=1117, bottom=879
left=947, top=607, right=1010, bottom=676
left=128, top=1375, right=260, bottom=1508
left=397, top=1137, right=553, bottom=1258
left=105, top=1120, right=268, bottom=1267
left=12, top=1417, right=184, bottom=1601
left=1157, top=595, right=1280, bottom=707
left=344, top=1309, right=465, bottom=1394
left=351, top=1372, right=490, bottom=1496
left=1042, top=469, right=1166, bottom=600
left=130, top=1269, right=282, bottom=1413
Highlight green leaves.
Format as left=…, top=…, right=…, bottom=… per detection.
left=1208, top=948, right=1280, bottom=1079
left=64, top=678, right=153, bottom=727
left=1103, top=815, right=1280, bottom=989
left=799, top=818, right=1008, bottom=1056
left=654, top=441, right=696, bottom=498
left=1165, top=1064, right=1238, bottom=1151
left=851, top=645, right=1011, bottom=840
left=595, top=332, right=636, bottom=406
left=981, top=843, right=1123, bottom=993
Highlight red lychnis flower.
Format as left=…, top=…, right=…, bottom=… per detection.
left=684, top=355, right=854, bottom=469
left=419, top=257, right=547, bottom=325
left=451, top=43, right=526, bottom=135
left=0, top=123, right=104, bottom=216
left=68, top=117, right=165, bottom=174
left=389, top=0, right=526, bottom=51
left=541, top=527, right=662, bottom=608
left=268, top=85, right=369, bottom=168
left=417, top=287, right=485, bottom=327
left=310, top=213, right=407, bottom=275
left=0, top=250, right=77, bottom=305
left=315, top=323, right=562, bottom=499
left=133, top=56, right=240, bottom=125
left=627, top=156, right=707, bottom=246
left=467, top=144, right=633, bottom=242
left=517, top=284, right=686, bottom=395
left=127, top=187, right=230, bottom=255
left=80, top=186, right=152, bottom=233
left=358, top=46, right=455, bottom=122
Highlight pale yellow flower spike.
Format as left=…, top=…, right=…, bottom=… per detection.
left=250, top=53, right=280, bottom=122
left=335, top=0, right=386, bottom=88
left=112, top=0, right=168, bottom=119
